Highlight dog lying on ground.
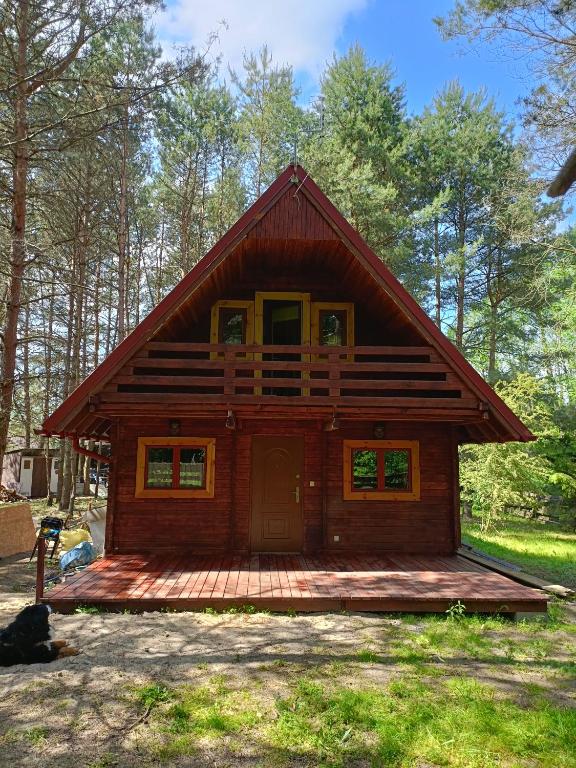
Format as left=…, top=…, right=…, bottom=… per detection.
left=0, top=605, right=79, bottom=666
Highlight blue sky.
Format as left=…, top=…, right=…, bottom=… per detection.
left=157, top=0, right=533, bottom=124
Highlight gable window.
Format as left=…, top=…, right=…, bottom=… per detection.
left=210, top=300, right=254, bottom=359
left=136, top=437, right=215, bottom=498
left=219, top=308, right=247, bottom=345
left=343, top=440, right=420, bottom=501
left=319, top=309, right=347, bottom=346
left=311, top=302, right=354, bottom=360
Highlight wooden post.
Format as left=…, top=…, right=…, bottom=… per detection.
left=224, top=348, right=233, bottom=397
left=328, top=351, right=339, bottom=398
left=35, top=537, right=46, bottom=603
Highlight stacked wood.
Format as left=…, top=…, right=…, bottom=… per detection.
left=0, top=485, right=26, bottom=503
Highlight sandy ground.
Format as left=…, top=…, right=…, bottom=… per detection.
left=1, top=553, right=575, bottom=768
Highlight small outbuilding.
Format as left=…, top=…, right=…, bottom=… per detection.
left=2, top=447, right=59, bottom=498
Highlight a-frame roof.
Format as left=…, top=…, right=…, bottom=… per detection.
left=41, top=164, right=533, bottom=443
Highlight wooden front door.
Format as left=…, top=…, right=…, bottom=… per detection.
left=251, top=437, right=304, bottom=552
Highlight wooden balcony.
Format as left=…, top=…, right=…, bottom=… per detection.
left=99, top=342, right=481, bottom=418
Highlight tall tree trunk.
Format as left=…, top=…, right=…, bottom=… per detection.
left=67, top=447, right=78, bottom=516
left=45, top=438, right=53, bottom=506
left=488, top=301, right=498, bottom=384
left=0, top=0, right=29, bottom=480
left=455, top=208, right=466, bottom=350
left=60, top=438, right=72, bottom=511
left=434, top=217, right=442, bottom=330
left=22, top=300, right=31, bottom=447
left=117, top=102, right=129, bottom=342
left=58, top=270, right=75, bottom=510
left=93, top=258, right=101, bottom=369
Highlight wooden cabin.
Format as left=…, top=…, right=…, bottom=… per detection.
left=40, top=166, right=546, bottom=613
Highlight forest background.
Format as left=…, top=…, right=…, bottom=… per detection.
left=1, top=0, right=575, bottom=525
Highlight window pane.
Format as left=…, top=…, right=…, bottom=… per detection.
left=352, top=449, right=378, bottom=490
left=320, top=310, right=346, bottom=346
left=146, top=447, right=173, bottom=487
left=179, top=448, right=206, bottom=488
left=384, top=450, right=409, bottom=489
left=219, top=309, right=245, bottom=344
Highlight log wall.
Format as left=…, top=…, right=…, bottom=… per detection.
left=325, top=422, right=456, bottom=554
left=107, top=417, right=457, bottom=556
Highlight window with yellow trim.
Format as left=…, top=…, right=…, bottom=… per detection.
left=311, top=302, right=354, bottom=361
left=343, top=440, right=420, bottom=501
left=135, top=437, right=215, bottom=498
left=210, top=300, right=254, bottom=360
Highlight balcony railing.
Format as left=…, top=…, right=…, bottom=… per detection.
left=100, top=342, right=477, bottom=411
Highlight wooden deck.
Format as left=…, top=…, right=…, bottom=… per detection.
left=44, top=554, right=547, bottom=614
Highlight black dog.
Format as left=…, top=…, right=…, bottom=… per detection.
left=0, top=605, right=78, bottom=667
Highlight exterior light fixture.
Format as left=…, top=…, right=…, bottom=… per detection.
left=373, top=422, right=386, bottom=439
left=225, top=410, right=236, bottom=430
left=325, top=413, right=340, bottom=431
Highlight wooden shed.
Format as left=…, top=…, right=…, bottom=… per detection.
left=40, top=166, right=546, bottom=613
left=2, top=447, right=58, bottom=498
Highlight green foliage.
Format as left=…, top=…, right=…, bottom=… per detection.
left=23, top=726, right=49, bottom=745
left=75, top=605, right=101, bottom=614
left=445, top=600, right=467, bottom=620
left=460, top=373, right=575, bottom=527
left=134, top=683, right=173, bottom=710
left=301, top=45, right=414, bottom=278
left=436, top=1, right=576, bottom=158
left=409, top=81, right=559, bottom=360
left=231, top=45, right=305, bottom=199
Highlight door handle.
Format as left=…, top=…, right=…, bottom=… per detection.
left=293, top=486, right=300, bottom=504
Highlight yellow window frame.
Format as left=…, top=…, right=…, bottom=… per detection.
left=254, top=291, right=311, bottom=395
left=311, top=302, right=354, bottom=361
left=135, top=437, right=216, bottom=499
left=342, top=439, right=420, bottom=501
left=210, top=300, right=255, bottom=360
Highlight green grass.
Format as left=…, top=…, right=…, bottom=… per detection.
left=23, top=726, right=49, bottom=745
left=135, top=677, right=261, bottom=760
left=462, top=515, right=576, bottom=589
left=135, top=671, right=576, bottom=767
left=74, top=605, right=101, bottom=614
left=29, top=496, right=95, bottom=519
left=135, top=683, right=173, bottom=710
left=269, top=677, right=576, bottom=767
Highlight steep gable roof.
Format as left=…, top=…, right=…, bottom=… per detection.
left=41, top=164, right=533, bottom=443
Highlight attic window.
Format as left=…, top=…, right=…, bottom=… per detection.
left=219, top=308, right=247, bottom=345
left=311, top=302, right=354, bottom=360
left=136, top=437, right=215, bottom=499
left=343, top=440, right=420, bottom=501
left=320, top=310, right=346, bottom=346
left=210, top=300, right=254, bottom=358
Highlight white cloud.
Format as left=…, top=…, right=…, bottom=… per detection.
left=154, top=0, right=368, bottom=83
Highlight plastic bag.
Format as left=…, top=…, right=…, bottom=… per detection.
left=59, top=528, right=91, bottom=553
left=59, top=541, right=95, bottom=571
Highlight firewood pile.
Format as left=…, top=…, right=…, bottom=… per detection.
left=0, top=485, right=26, bottom=503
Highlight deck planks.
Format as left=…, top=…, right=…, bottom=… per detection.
left=44, top=553, right=548, bottom=614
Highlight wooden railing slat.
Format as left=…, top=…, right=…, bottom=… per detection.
left=130, top=357, right=450, bottom=374
left=142, top=341, right=436, bottom=356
